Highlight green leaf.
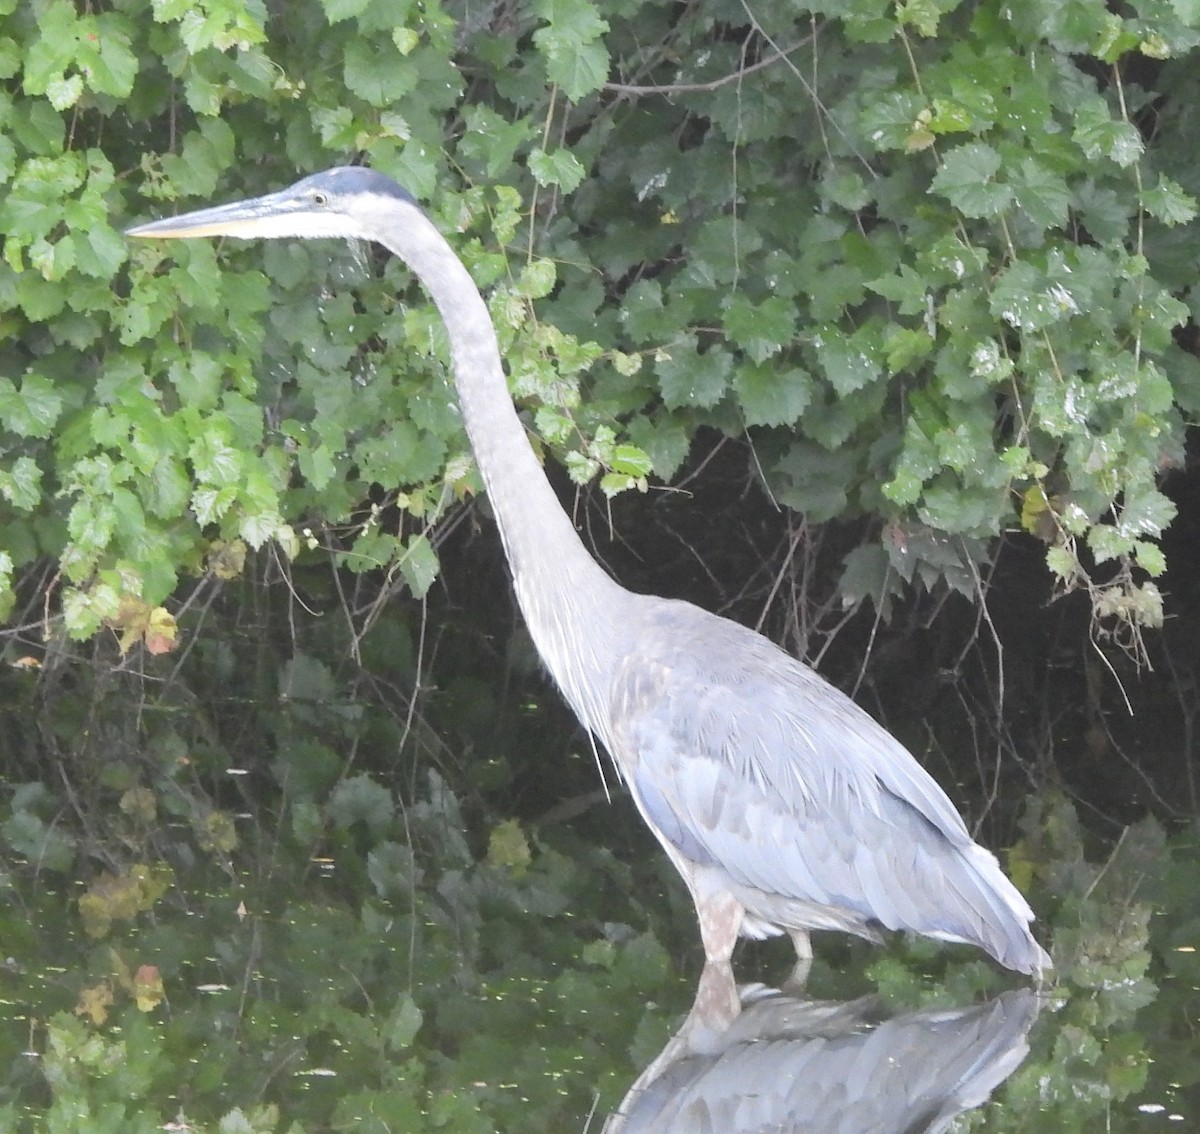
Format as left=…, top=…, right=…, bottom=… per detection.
left=621, top=279, right=668, bottom=341
left=343, top=39, right=417, bottom=105
left=626, top=413, right=691, bottom=479
left=968, top=340, right=1015, bottom=385
left=930, top=142, right=1013, bottom=217
left=190, top=429, right=244, bottom=487
left=0, top=133, right=14, bottom=183
left=918, top=480, right=999, bottom=534
left=609, top=444, right=653, bottom=478
left=655, top=338, right=733, bottom=409
left=460, top=105, right=531, bottom=179
left=534, top=30, right=610, bottom=101
left=144, top=456, right=191, bottom=519
left=77, top=14, right=138, bottom=98
left=384, top=995, right=424, bottom=1051
left=153, top=0, right=268, bottom=51
left=1, top=809, right=75, bottom=872
left=883, top=418, right=941, bottom=505
left=1073, top=98, right=1144, bottom=167
left=0, top=374, right=63, bottom=438
left=815, top=327, right=882, bottom=396
left=1118, top=490, right=1177, bottom=539
left=859, top=90, right=926, bottom=152
left=838, top=543, right=892, bottom=608
left=0, top=552, right=13, bottom=623
left=566, top=448, right=599, bottom=485
left=191, top=485, right=237, bottom=527
left=820, top=170, right=872, bottom=210
left=182, top=69, right=222, bottom=114
left=318, top=0, right=373, bottom=21
left=1046, top=545, right=1078, bottom=580
left=898, top=0, right=951, bottom=37
left=75, top=224, right=128, bottom=279
left=1143, top=175, right=1198, bottom=226
left=918, top=234, right=988, bottom=284
left=169, top=355, right=224, bottom=410
left=0, top=457, right=43, bottom=511
left=62, top=577, right=123, bottom=634
left=328, top=774, right=395, bottom=838
left=517, top=257, right=558, bottom=299
left=867, top=265, right=929, bottom=316
left=356, top=420, right=444, bottom=487
left=884, top=325, right=934, bottom=372
left=163, top=119, right=237, bottom=200
left=528, top=148, right=586, bottom=193
left=1088, top=523, right=1129, bottom=565
left=1134, top=539, right=1166, bottom=577
left=399, top=534, right=440, bottom=597
left=990, top=261, right=1080, bottom=332
left=734, top=364, right=813, bottom=427
left=46, top=74, right=83, bottom=110
left=927, top=96, right=979, bottom=136
left=722, top=294, right=795, bottom=362
left=240, top=509, right=286, bottom=550
left=2, top=156, right=85, bottom=242
left=21, top=1, right=77, bottom=96
left=1013, top=157, right=1071, bottom=229
left=768, top=441, right=857, bottom=521
left=533, top=0, right=610, bottom=100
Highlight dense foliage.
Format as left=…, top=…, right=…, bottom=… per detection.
left=0, top=0, right=1197, bottom=646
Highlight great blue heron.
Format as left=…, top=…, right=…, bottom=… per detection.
left=127, top=167, right=1051, bottom=989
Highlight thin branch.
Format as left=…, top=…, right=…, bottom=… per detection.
left=603, top=35, right=816, bottom=96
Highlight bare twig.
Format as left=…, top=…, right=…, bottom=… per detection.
left=604, top=35, right=816, bottom=96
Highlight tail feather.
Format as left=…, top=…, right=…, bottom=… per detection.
left=944, top=844, right=1050, bottom=976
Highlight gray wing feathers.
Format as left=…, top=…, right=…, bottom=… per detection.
left=612, top=602, right=1044, bottom=968
left=631, top=758, right=719, bottom=868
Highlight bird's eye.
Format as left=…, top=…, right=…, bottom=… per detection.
left=311, top=191, right=329, bottom=207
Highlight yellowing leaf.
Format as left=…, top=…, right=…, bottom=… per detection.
left=119, top=786, right=157, bottom=823
left=197, top=810, right=239, bottom=855
left=207, top=538, right=247, bottom=579
left=145, top=606, right=177, bottom=655
left=107, top=595, right=151, bottom=654
left=75, top=981, right=114, bottom=1026
left=134, top=964, right=164, bottom=1012
left=79, top=863, right=173, bottom=938
left=1020, top=485, right=1052, bottom=537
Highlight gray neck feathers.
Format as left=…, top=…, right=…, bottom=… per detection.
left=377, top=203, right=629, bottom=739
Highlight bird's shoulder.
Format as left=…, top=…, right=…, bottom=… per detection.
left=613, top=594, right=841, bottom=714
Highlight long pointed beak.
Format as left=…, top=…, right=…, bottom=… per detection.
left=126, top=188, right=308, bottom=240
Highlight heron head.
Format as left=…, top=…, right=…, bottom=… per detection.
left=126, top=166, right=419, bottom=243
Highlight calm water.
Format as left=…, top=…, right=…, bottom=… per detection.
left=1, top=803, right=1197, bottom=1133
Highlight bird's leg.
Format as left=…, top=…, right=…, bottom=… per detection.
left=694, top=891, right=744, bottom=1023
left=694, top=960, right=741, bottom=1034
left=696, top=890, right=743, bottom=967
left=783, top=929, right=813, bottom=990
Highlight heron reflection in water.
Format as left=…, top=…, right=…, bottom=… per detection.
left=606, top=983, right=1042, bottom=1133
left=128, top=168, right=1051, bottom=999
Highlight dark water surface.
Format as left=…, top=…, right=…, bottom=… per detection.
left=0, top=792, right=1196, bottom=1133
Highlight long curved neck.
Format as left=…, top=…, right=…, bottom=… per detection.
left=377, top=204, right=629, bottom=737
